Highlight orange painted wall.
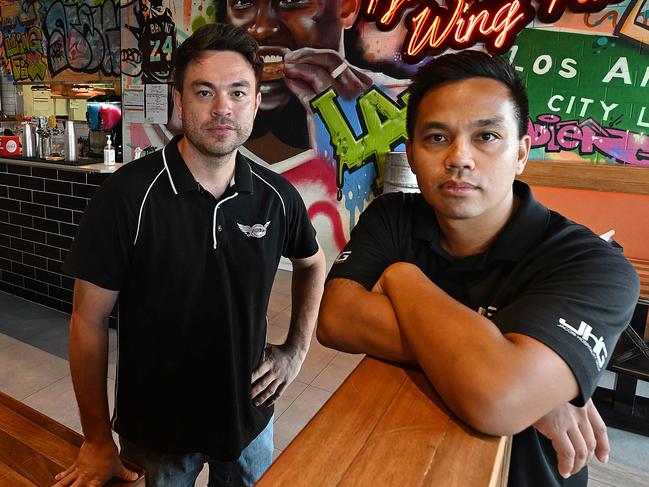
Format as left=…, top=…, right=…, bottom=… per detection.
left=531, top=186, right=649, bottom=260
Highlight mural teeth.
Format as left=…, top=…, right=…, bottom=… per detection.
left=263, top=55, right=283, bottom=64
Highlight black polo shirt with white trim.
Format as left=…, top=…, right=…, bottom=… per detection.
left=328, top=181, right=639, bottom=487
left=63, top=135, right=318, bottom=459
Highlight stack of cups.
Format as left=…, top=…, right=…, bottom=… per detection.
left=64, top=120, right=77, bottom=161
left=22, top=122, right=34, bottom=157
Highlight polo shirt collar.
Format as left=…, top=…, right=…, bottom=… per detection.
left=412, top=180, right=550, bottom=262
left=486, top=180, right=550, bottom=262
left=163, top=135, right=253, bottom=194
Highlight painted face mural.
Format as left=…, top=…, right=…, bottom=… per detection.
left=107, top=0, right=649, bottom=267
left=225, top=0, right=364, bottom=165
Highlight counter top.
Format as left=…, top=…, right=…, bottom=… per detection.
left=1, top=156, right=125, bottom=173
left=258, top=357, right=511, bottom=487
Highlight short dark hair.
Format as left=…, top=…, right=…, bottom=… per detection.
left=173, top=23, right=263, bottom=92
left=406, top=51, right=529, bottom=139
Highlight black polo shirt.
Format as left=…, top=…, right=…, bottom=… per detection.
left=327, top=181, right=639, bottom=487
left=63, top=136, right=318, bottom=460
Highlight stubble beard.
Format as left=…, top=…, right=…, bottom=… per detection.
left=183, top=118, right=252, bottom=162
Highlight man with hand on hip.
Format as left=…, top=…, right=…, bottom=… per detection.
left=56, top=23, right=325, bottom=487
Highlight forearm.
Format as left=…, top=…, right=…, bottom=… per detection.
left=317, top=279, right=415, bottom=363
left=384, top=263, right=577, bottom=435
left=69, top=312, right=112, bottom=443
left=285, top=250, right=327, bottom=359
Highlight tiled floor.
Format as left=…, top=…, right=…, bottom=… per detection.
left=1, top=270, right=648, bottom=486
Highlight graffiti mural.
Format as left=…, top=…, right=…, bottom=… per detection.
left=119, top=0, right=649, bottom=265
left=529, top=114, right=649, bottom=166
left=42, top=0, right=120, bottom=77
left=615, top=0, right=649, bottom=45
left=0, top=25, right=47, bottom=81
left=0, top=0, right=40, bottom=27
left=509, top=25, right=649, bottom=165
left=121, top=0, right=177, bottom=83
left=311, top=86, right=408, bottom=199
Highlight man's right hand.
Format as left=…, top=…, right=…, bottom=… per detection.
left=52, top=439, right=139, bottom=487
left=533, top=399, right=609, bottom=479
left=283, top=47, right=373, bottom=108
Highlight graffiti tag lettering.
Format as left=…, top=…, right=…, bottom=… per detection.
left=529, top=114, right=649, bottom=166
left=311, top=87, right=409, bottom=198
left=43, top=0, right=120, bottom=77
left=1, top=26, right=47, bottom=82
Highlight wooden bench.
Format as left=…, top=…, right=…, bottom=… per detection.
left=258, top=357, right=510, bottom=487
left=593, top=257, right=649, bottom=436
left=0, top=391, right=144, bottom=487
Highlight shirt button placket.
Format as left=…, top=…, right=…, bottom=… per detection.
left=215, top=212, right=224, bottom=249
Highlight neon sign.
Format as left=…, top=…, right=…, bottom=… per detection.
left=363, top=0, right=624, bottom=64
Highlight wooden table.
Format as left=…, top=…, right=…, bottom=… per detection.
left=0, top=391, right=144, bottom=486
left=593, top=257, right=649, bottom=436
left=259, top=357, right=510, bottom=487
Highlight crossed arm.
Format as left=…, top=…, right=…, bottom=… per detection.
left=317, top=262, right=609, bottom=477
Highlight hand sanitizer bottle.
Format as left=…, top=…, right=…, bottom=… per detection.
left=104, top=134, right=115, bottom=166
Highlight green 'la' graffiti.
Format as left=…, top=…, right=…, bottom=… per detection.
left=311, top=87, right=409, bottom=198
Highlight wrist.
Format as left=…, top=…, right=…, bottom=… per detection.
left=82, top=437, right=118, bottom=454
left=83, top=427, right=114, bottom=445
left=282, top=336, right=309, bottom=360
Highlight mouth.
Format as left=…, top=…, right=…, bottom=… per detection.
left=206, top=124, right=236, bottom=133
left=439, top=180, right=479, bottom=195
left=259, top=47, right=290, bottom=82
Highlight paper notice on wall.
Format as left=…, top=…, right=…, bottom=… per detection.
left=145, top=84, right=168, bottom=124
left=124, top=86, right=145, bottom=124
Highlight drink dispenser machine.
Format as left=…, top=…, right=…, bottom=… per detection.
left=86, top=95, right=122, bottom=160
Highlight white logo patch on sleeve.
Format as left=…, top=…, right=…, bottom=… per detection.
left=237, top=221, right=271, bottom=238
left=334, top=251, right=352, bottom=264
left=557, top=318, right=608, bottom=370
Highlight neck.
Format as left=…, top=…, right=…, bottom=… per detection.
left=177, top=137, right=236, bottom=199
left=438, top=194, right=519, bottom=259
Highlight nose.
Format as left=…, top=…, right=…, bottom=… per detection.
left=444, top=137, right=475, bottom=172
left=247, top=2, right=280, bottom=41
left=211, top=92, right=232, bottom=118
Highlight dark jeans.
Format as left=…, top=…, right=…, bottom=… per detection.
left=119, top=419, right=273, bottom=487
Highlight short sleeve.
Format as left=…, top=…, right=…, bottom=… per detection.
left=327, top=194, right=403, bottom=290
left=492, top=245, right=639, bottom=405
left=62, top=182, right=136, bottom=291
left=281, top=182, right=318, bottom=260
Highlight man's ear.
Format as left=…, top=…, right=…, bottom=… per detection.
left=516, top=134, right=531, bottom=175
left=339, top=0, right=361, bottom=29
left=405, top=139, right=417, bottom=175
left=172, top=88, right=183, bottom=121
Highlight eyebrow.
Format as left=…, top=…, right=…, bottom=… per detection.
left=420, top=118, right=508, bottom=130
left=190, top=79, right=252, bottom=90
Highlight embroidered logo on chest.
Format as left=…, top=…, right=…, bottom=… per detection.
left=237, top=221, right=271, bottom=238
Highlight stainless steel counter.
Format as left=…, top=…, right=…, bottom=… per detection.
left=0, top=156, right=125, bottom=173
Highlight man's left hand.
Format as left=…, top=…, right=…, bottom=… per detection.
left=533, top=399, right=609, bottom=479
left=251, top=344, right=305, bottom=407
